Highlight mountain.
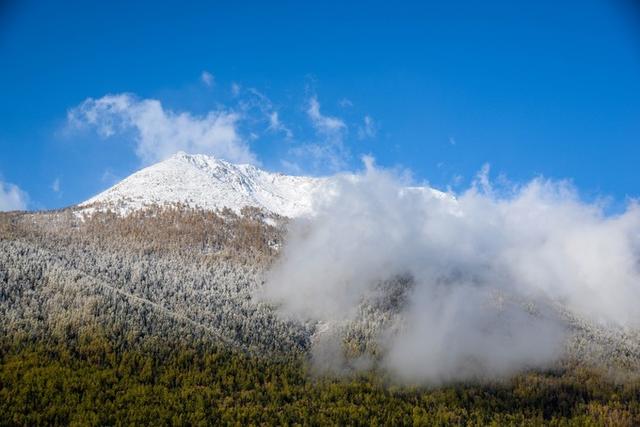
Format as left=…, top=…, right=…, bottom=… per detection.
left=81, top=152, right=451, bottom=217
left=80, top=152, right=327, bottom=217
left=3, top=154, right=640, bottom=424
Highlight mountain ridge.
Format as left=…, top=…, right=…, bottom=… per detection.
left=81, top=152, right=450, bottom=217
left=81, top=152, right=327, bottom=217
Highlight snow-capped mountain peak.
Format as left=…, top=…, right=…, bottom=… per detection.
left=80, top=152, right=452, bottom=217
left=81, top=152, right=326, bottom=217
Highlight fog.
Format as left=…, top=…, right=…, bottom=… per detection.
left=262, top=157, right=640, bottom=383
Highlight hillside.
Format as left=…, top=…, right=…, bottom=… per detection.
left=2, top=156, right=640, bottom=424
left=2, top=207, right=640, bottom=424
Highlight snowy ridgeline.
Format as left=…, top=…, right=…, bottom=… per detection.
left=80, top=152, right=327, bottom=217
left=78, top=152, right=450, bottom=217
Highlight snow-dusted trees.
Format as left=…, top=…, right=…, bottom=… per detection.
left=3, top=204, right=636, bottom=373
left=0, top=205, right=308, bottom=354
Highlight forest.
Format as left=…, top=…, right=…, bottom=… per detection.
left=1, top=206, right=640, bottom=425
left=2, top=331, right=640, bottom=425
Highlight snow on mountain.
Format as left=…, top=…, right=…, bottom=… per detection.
left=80, top=152, right=450, bottom=218
left=80, top=152, right=327, bottom=217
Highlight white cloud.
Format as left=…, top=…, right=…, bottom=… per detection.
left=267, top=111, right=293, bottom=138
left=289, top=142, right=350, bottom=172
left=357, top=115, right=377, bottom=140
left=241, top=88, right=293, bottom=138
left=231, top=82, right=241, bottom=97
left=268, top=111, right=281, bottom=130
left=263, top=159, right=640, bottom=383
left=0, top=179, right=28, bottom=211
left=68, top=93, right=257, bottom=165
left=51, top=178, right=60, bottom=193
left=451, top=174, right=464, bottom=187
left=338, top=98, right=353, bottom=108
left=201, top=71, right=214, bottom=87
left=289, top=96, right=350, bottom=171
left=307, top=96, right=346, bottom=136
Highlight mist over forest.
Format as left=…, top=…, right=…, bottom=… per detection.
left=2, top=174, right=640, bottom=423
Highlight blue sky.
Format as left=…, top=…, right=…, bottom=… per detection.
left=0, top=0, right=639, bottom=211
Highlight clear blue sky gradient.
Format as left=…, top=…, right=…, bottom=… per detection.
left=1, top=0, right=639, bottom=210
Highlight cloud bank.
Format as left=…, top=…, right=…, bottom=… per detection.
left=68, top=93, right=256, bottom=165
left=263, top=159, right=640, bottom=383
left=0, top=180, right=28, bottom=211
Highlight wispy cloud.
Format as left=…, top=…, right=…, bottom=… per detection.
left=287, top=96, right=350, bottom=171
left=231, top=82, right=241, bottom=97
left=0, top=179, right=28, bottom=211
left=241, top=88, right=293, bottom=139
left=68, top=93, right=257, bottom=165
left=51, top=178, right=61, bottom=193
left=267, top=111, right=293, bottom=138
left=200, top=71, right=214, bottom=87
left=289, top=142, right=349, bottom=172
left=307, top=96, right=346, bottom=136
left=357, top=115, right=377, bottom=140
left=67, top=78, right=375, bottom=175
left=338, top=98, right=353, bottom=108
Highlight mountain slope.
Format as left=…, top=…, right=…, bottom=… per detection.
left=81, top=152, right=327, bottom=217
